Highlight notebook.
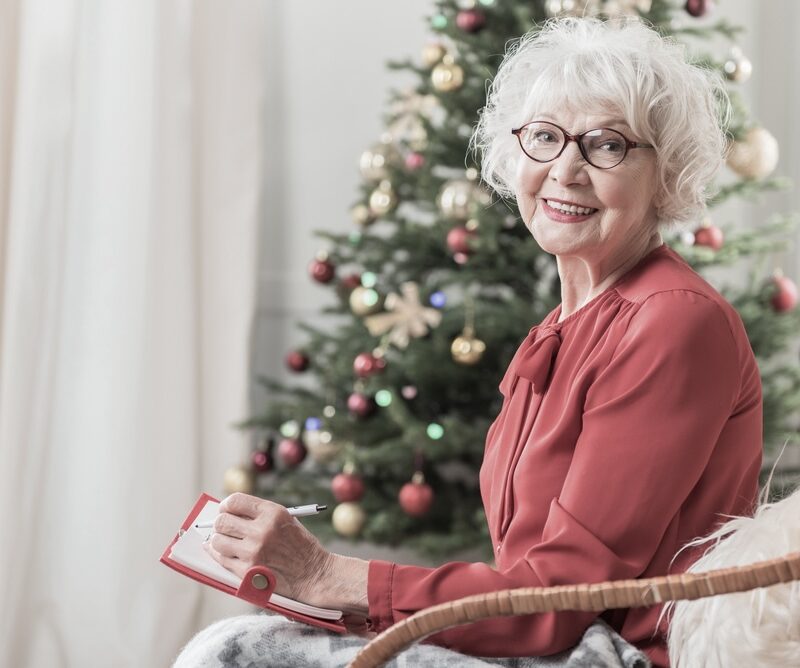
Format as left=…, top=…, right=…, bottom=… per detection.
left=161, top=493, right=345, bottom=631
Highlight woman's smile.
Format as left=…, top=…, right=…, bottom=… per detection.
left=540, top=197, right=599, bottom=223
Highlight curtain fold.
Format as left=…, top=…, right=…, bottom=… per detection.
left=0, top=1, right=265, bottom=665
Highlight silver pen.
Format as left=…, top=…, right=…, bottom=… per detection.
left=193, top=503, right=327, bottom=529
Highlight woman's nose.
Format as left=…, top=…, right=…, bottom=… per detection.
left=548, top=140, right=590, bottom=185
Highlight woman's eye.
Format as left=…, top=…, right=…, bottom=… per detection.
left=532, top=132, right=557, bottom=143
left=599, top=141, right=623, bottom=153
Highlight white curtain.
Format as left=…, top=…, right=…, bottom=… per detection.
left=0, top=1, right=265, bottom=665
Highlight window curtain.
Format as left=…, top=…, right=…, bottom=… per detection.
left=0, top=0, right=265, bottom=665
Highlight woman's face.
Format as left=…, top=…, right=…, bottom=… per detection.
left=514, top=109, right=660, bottom=264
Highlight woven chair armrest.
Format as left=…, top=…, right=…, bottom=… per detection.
left=348, top=550, right=800, bottom=668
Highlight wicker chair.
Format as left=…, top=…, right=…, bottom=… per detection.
left=347, top=550, right=800, bottom=668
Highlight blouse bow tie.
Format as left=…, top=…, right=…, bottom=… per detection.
left=499, top=325, right=562, bottom=398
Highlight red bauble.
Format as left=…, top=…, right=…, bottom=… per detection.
left=405, top=152, right=426, bottom=171
left=771, top=275, right=798, bottom=313
left=251, top=449, right=273, bottom=473
left=332, top=472, right=366, bottom=502
left=353, top=352, right=387, bottom=378
left=277, top=438, right=306, bottom=467
left=340, top=273, right=363, bottom=290
left=685, top=0, right=713, bottom=17
left=693, top=225, right=724, bottom=251
left=456, top=8, right=486, bottom=33
left=285, top=350, right=310, bottom=372
left=446, top=226, right=476, bottom=255
left=309, top=257, right=335, bottom=284
left=347, top=392, right=376, bottom=418
left=399, top=472, right=434, bottom=517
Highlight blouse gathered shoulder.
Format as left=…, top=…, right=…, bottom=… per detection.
left=366, top=244, right=763, bottom=668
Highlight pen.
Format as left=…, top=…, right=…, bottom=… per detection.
left=193, top=503, right=327, bottom=529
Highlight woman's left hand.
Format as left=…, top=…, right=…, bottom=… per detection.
left=203, top=492, right=368, bottom=616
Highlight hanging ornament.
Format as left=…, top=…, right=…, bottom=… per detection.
left=303, top=428, right=341, bottom=464
left=285, top=350, right=310, bottom=372
left=545, top=0, right=600, bottom=17
left=351, top=203, right=376, bottom=228
left=723, top=47, right=752, bottom=83
left=431, top=55, right=464, bottom=93
left=364, top=282, right=443, bottom=349
left=693, top=220, right=724, bottom=251
left=399, top=471, right=434, bottom=517
left=359, top=136, right=399, bottom=182
left=386, top=101, right=428, bottom=152
left=456, top=8, right=486, bottom=33
left=332, top=502, right=367, bottom=537
left=332, top=463, right=366, bottom=503
left=349, top=285, right=383, bottom=316
left=421, top=42, right=447, bottom=68
left=309, top=252, right=335, bottom=284
left=347, top=392, right=376, bottom=418
left=770, top=271, right=798, bottom=313
left=223, top=465, right=254, bottom=495
left=388, top=91, right=441, bottom=152
left=727, top=127, right=779, bottom=181
left=684, top=0, right=713, bottom=18
left=340, top=273, right=363, bottom=291
left=251, top=449, right=273, bottom=473
left=451, top=327, right=487, bottom=365
left=405, top=152, right=426, bottom=171
left=353, top=351, right=387, bottom=378
left=451, top=297, right=486, bottom=365
left=277, top=438, right=306, bottom=468
left=446, top=223, right=478, bottom=256
left=368, top=180, right=398, bottom=217
left=438, top=169, right=490, bottom=221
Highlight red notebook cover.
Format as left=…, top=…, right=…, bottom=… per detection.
left=160, top=492, right=346, bottom=633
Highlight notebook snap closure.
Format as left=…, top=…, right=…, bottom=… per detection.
left=251, top=573, right=269, bottom=590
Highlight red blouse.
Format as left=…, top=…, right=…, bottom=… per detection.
left=366, top=244, right=763, bottom=667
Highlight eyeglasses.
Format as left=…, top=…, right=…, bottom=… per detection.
left=511, top=121, right=654, bottom=169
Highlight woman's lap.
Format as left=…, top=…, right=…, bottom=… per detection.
left=172, top=612, right=651, bottom=668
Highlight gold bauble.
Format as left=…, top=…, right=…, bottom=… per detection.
left=351, top=203, right=375, bottom=228
left=303, top=429, right=342, bottom=464
left=727, top=127, right=779, bottom=180
left=332, top=502, right=366, bottom=537
left=723, top=48, right=752, bottom=83
left=431, top=58, right=464, bottom=93
left=438, top=178, right=489, bottom=221
left=451, top=331, right=486, bottom=365
left=438, top=179, right=473, bottom=220
left=359, top=140, right=399, bottom=182
left=349, top=286, right=384, bottom=316
left=368, top=180, right=397, bottom=216
left=421, top=42, right=447, bottom=68
left=223, top=465, right=254, bottom=495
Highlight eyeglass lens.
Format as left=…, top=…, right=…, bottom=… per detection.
left=517, top=122, right=627, bottom=168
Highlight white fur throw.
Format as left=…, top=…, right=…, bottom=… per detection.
left=665, top=484, right=800, bottom=667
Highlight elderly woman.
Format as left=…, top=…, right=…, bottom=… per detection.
left=176, top=17, right=762, bottom=668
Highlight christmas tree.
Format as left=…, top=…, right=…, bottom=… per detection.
left=236, top=0, right=800, bottom=556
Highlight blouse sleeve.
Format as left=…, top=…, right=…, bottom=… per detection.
left=367, top=290, right=742, bottom=656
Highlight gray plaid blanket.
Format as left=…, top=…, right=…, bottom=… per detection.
left=173, top=613, right=651, bottom=668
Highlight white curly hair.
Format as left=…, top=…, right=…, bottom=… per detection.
left=470, top=17, right=731, bottom=229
